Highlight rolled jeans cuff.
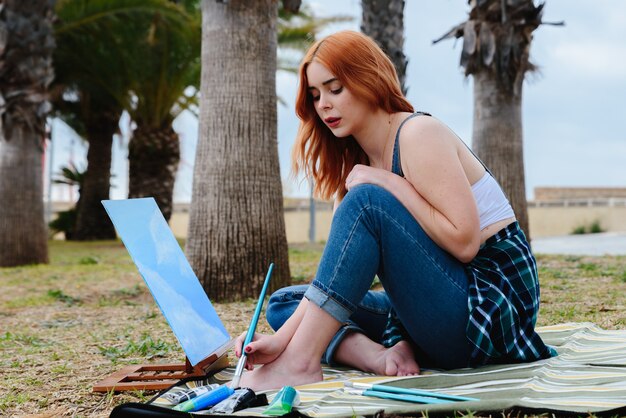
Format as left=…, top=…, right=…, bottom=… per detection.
left=322, top=324, right=364, bottom=366
left=304, top=282, right=353, bottom=324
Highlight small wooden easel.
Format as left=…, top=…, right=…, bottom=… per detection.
left=93, top=352, right=230, bottom=392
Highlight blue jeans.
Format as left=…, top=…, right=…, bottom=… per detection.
left=267, top=284, right=392, bottom=365
left=267, top=184, right=473, bottom=369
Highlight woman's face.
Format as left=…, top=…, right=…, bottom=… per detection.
left=306, top=61, right=370, bottom=138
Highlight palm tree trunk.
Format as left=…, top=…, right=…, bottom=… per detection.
left=0, top=0, right=54, bottom=266
left=472, top=71, right=530, bottom=239
left=187, top=0, right=290, bottom=301
left=72, top=111, right=119, bottom=240
left=0, top=125, right=49, bottom=266
left=361, top=0, right=408, bottom=94
left=127, top=123, right=180, bottom=221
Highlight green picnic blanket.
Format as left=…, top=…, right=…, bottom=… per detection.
left=153, top=323, right=626, bottom=416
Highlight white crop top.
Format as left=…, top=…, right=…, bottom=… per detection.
left=471, top=172, right=515, bottom=230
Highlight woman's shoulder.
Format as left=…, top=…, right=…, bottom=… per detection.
left=398, top=113, right=458, bottom=149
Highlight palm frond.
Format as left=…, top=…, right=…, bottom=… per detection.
left=126, top=9, right=201, bottom=127
left=55, top=0, right=193, bottom=35
left=53, top=164, right=85, bottom=186
left=53, top=0, right=199, bottom=132
left=278, top=5, right=353, bottom=52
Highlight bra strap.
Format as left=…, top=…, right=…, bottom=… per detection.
left=391, top=111, right=430, bottom=177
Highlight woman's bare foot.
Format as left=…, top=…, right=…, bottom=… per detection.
left=334, top=333, right=419, bottom=376
left=374, top=340, right=420, bottom=376
left=237, top=345, right=324, bottom=392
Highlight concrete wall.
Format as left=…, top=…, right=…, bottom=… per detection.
left=528, top=187, right=626, bottom=236
left=167, top=205, right=626, bottom=242
left=169, top=208, right=334, bottom=243
left=528, top=205, right=626, bottom=238
left=534, top=187, right=626, bottom=200
left=52, top=194, right=626, bottom=242
left=283, top=210, right=333, bottom=243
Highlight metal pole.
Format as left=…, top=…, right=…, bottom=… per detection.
left=308, top=178, right=316, bottom=243
left=45, top=120, right=54, bottom=223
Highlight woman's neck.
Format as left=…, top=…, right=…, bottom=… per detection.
left=353, top=110, right=406, bottom=170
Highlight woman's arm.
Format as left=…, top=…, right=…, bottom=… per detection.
left=346, top=118, right=481, bottom=262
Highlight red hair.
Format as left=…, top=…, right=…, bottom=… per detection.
left=292, top=30, right=414, bottom=200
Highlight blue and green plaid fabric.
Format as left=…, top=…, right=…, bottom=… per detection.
left=464, top=221, right=555, bottom=365
left=381, top=309, right=409, bottom=348
left=382, top=222, right=555, bottom=366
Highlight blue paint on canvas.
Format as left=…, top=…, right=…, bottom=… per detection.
left=102, top=198, right=230, bottom=366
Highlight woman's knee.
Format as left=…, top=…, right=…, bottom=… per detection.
left=335, top=184, right=413, bottom=235
left=336, top=184, right=399, bottom=218
left=343, top=184, right=394, bottom=204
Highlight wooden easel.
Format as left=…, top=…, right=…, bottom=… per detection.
left=93, top=352, right=230, bottom=392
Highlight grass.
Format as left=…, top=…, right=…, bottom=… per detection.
left=0, top=240, right=625, bottom=417
left=97, top=334, right=179, bottom=363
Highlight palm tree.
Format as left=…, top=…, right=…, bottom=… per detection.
left=126, top=8, right=200, bottom=221
left=126, top=2, right=338, bottom=222
left=361, top=0, right=408, bottom=94
left=186, top=1, right=343, bottom=301
left=0, top=1, right=55, bottom=266
left=54, top=0, right=334, bottom=239
left=53, top=0, right=193, bottom=237
left=53, top=13, right=126, bottom=240
left=434, top=0, right=562, bottom=238
left=186, top=0, right=294, bottom=301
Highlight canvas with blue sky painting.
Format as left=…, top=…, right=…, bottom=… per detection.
left=102, top=198, right=231, bottom=366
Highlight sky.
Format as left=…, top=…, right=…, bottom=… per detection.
left=47, top=0, right=626, bottom=204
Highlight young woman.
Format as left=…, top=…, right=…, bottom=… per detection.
left=235, top=30, right=555, bottom=392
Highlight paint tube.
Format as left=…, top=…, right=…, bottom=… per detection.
left=262, top=386, right=300, bottom=416
left=173, top=385, right=234, bottom=412
left=208, top=388, right=258, bottom=413
left=162, top=383, right=220, bottom=405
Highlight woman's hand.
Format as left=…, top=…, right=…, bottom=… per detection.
left=234, top=332, right=287, bottom=370
left=345, top=164, right=394, bottom=191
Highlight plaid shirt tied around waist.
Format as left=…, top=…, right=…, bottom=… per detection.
left=383, top=221, right=556, bottom=366
left=465, top=221, right=555, bottom=366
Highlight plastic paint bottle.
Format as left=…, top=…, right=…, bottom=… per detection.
left=263, top=386, right=299, bottom=416
left=173, top=385, right=235, bottom=412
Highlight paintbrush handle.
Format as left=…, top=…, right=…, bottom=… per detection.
left=232, top=263, right=274, bottom=388
left=346, top=382, right=477, bottom=402
left=243, top=263, right=274, bottom=346
left=369, top=383, right=478, bottom=402
left=346, top=389, right=450, bottom=404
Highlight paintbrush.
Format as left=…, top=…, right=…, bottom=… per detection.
left=344, top=381, right=478, bottom=403
left=230, top=263, right=274, bottom=389
left=344, top=387, right=451, bottom=404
